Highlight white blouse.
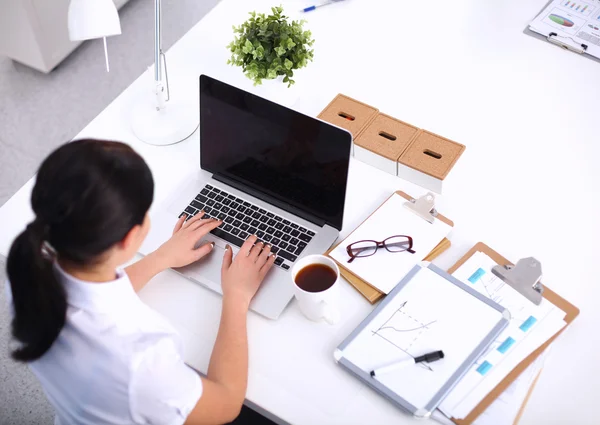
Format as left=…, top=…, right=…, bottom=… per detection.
left=8, top=263, right=202, bottom=425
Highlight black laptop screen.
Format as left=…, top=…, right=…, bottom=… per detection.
left=199, top=76, right=351, bottom=230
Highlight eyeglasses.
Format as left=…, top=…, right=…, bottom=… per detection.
left=346, top=235, right=415, bottom=263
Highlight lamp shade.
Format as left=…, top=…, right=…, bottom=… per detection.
left=68, top=0, right=122, bottom=41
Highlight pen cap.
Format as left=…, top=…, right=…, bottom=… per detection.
left=414, top=350, right=444, bottom=363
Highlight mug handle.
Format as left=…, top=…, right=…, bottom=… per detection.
left=321, top=300, right=341, bottom=325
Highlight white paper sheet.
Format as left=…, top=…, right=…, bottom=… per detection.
left=340, top=266, right=506, bottom=410
left=438, top=252, right=566, bottom=420
left=529, top=0, right=600, bottom=59
left=431, top=351, right=547, bottom=425
left=330, top=193, right=452, bottom=294
left=431, top=409, right=456, bottom=425
left=473, top=351, right=548, bottom=425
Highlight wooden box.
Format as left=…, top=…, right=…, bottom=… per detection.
left=354, top=113, right=419, bottom=175
left=397, top=130, right=466, bottom=194
left=317, top=94, right=379, bottom=145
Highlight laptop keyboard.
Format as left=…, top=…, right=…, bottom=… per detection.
left=179, top=184, right=316, bottom=270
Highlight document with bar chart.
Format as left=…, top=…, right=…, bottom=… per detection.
left=438, top=251, right=567, bottom=421
left=529, top=0, right=600, bottom=59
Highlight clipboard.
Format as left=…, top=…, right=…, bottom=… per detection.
left=326, top=191, right=454, bottom=303
left=524, top=0, right=600, bottom=64
left=447, top=242, right=580, bottom=425
left=335, top=262, right=511, bottom=419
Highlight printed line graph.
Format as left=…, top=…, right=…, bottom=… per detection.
left=470, top=274, right=534, bottom=325
left=479, top=278, right=495, bottom=299
left=469, top=271, right=498, bottom=301
left=371, top=301, right=437, bottom=371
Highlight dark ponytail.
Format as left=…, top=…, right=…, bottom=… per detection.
left=8, top=220, right=67, bottom=361
left=7, top=139, right=154, bottom=362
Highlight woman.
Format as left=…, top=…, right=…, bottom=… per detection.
left=6, top=139, right=276, bottom=425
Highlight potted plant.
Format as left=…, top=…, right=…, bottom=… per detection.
left=227, top=6, right=315, bottom=87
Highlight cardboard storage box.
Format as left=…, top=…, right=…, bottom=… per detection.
left=317, top=94, right=378, bottom=142
left=397, top=130, right=465, bottom=194
left=354, top=113, right=419, bottom=176
left=318, top=94, right=466, bottom=193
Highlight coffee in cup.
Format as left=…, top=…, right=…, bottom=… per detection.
left=291, top=255, right=341, bottom=324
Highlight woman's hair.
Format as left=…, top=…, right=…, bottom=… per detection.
left=7, top=139, right=154, bottom=362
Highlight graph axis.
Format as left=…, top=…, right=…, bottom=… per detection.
left=371, top=301, right=437, bottom=371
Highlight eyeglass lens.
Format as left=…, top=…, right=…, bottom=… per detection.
left=384, top=236, right=411, bottom=252
left=349, top=241, right=378, bottom=257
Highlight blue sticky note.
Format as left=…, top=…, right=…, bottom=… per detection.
left=497, top=337, right=516, bottom=354
left=520, top=316, right=537, bottom=332
left=468, top=268, right=486, bottom=284
left=476, top=361, right=493, bottom=375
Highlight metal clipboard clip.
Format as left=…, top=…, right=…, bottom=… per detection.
left=404, top=192, right=438, bottom=224
left=547, top=32, right=588, bottom=54
left=492, top=258, right=544, bottom=305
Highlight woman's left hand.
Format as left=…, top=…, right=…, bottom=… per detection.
left=155, top=212, right=222, bottom=269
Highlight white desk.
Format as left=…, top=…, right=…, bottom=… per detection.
left=1, top=1, right=598, bottom=424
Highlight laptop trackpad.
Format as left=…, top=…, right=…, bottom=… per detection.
left=176, top=242, right=226, bottom=291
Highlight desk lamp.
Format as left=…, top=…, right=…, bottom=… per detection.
left=68, top=0, right=197, bottom=146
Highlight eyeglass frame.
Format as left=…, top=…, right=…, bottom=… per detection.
left=346, top=235, right=415, bottom=263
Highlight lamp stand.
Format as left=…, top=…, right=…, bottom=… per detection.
left=131, top=0, right=198, bottom=146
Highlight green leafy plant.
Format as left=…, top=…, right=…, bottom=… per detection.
left=227, top=6, right=315, bottom=87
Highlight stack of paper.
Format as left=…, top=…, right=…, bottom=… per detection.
left=436, top=252, right=566, bottom=421
left=431, top=350, right=548, bottom=425
left=329, top=193, right=452, bottom=294
left=473, top=351, right=548, bottom=425
left=529, top=0, right=600, bottom=59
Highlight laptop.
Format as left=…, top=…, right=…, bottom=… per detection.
left=139, top=75, right=352, bottom=319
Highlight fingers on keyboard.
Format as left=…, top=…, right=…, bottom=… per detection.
left=182, top=185, right=318, bottom=268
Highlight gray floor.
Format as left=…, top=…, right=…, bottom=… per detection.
left=0, top=0, right=220, bottom=422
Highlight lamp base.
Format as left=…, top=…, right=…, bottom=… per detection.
left=131, top=98, right=198, bottom=146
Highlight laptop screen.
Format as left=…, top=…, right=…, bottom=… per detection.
left=199, top=75, right=351, bottom=231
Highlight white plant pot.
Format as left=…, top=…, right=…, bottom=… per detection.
left=240, top=75, right=299, bottom=108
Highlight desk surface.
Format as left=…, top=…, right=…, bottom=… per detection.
left=1, top=1, right=598, bottom=424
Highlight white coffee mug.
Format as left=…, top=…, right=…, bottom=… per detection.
left=291, top=255, right=341, bottom=325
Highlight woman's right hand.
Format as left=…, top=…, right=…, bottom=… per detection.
left=221, top=235, right=276, bottom=309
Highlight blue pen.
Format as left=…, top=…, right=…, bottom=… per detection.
left=302, top=0, right=346, bottom=13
